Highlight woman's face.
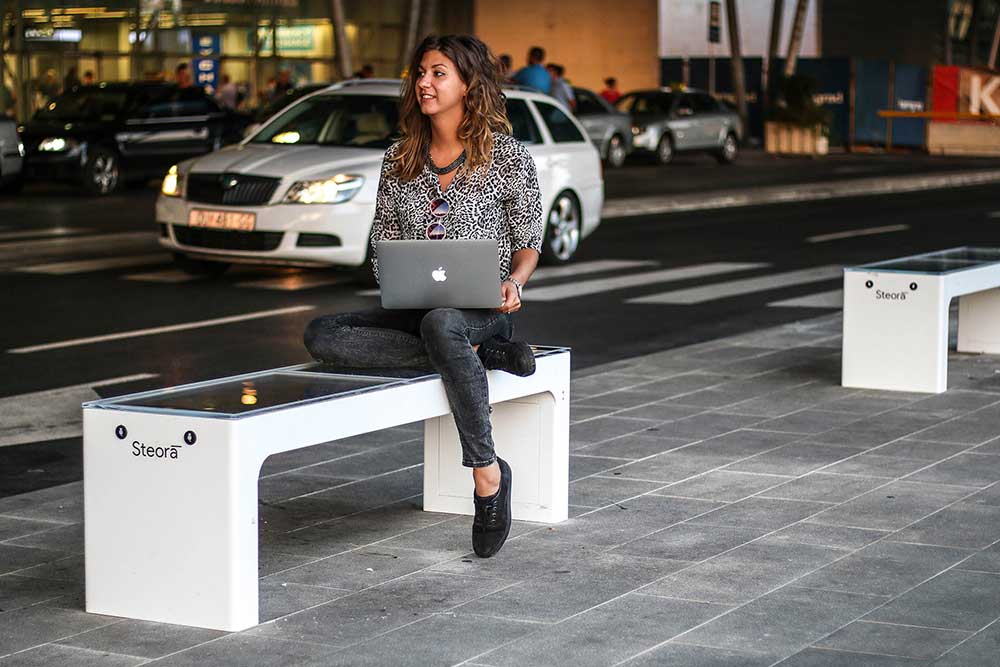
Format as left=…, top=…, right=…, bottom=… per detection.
left=415, top=49, right=467, bottom=117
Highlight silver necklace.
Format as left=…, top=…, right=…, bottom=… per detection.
left=428, top=150, right=466, bottom=175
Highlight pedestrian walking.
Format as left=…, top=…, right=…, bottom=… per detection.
left=497, top=53, right=514, bottom=82
left=304, top=34, right=543, bottom=559
left=546, top=63, right=575, bottom=111
left=82, top=70, right=95, bottom=85
left=63, top=67, right=80, bottom=91
left=216, top=74, right=238, bottom=109
left=600, top=77, right=621, bottom=105
left=512, top=46, right=550, bottom=94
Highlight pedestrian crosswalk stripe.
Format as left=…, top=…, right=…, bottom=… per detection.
left=806, top=224, right=909, bottom=243
left=768, top=289, right=844, bottom=308
left=0, top=227, right=94, bottom=242
left=18, top=253, right=171, bottom=275
left=628, top=265, right=843, bottom=305
left=0, top=231, right=157, bottom=256
left=528, top=262, right=770, bottom=302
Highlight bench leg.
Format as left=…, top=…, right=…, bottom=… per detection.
left=84, top=409, right=261, bottom=631
left=842, top=271, right=949, bottom=393
left=423, top=390, right=569, bottom=524
left=957, top=288, right=1000, bottom=354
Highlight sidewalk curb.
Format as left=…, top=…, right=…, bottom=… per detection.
left=602, top=168, right=1000, bottom=220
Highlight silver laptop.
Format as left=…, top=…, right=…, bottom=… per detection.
left=378, top=239, right=503, bottom=309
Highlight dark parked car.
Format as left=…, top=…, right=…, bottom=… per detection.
left=0, top=117, right=25, bottom=193
left=571, top=86, right=633, bottom=168
left=21, top=82, right=252, bottom=195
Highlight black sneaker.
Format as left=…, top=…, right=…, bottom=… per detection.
left=472, top=457, right=513, bottom=558
left=477, top=338, right=536, bottom=376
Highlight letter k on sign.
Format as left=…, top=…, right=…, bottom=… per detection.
left=971, top=75, right=1000, bottom=115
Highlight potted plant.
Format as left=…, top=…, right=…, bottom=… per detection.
left=766, top=74, right=831, bottom=156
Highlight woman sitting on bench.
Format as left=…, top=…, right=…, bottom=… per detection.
left=304, top=34, right=543, bottom=558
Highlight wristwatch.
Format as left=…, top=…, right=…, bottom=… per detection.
left=505, top=277, right=523, bottom=298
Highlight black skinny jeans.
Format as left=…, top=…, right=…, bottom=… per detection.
left=303, top=307, right=513, bottom=467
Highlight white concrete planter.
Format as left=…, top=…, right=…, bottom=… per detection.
left=765, top=121, right=830, bottom=156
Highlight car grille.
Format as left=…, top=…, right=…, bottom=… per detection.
left=173, top=225, right=283, bottom=251
left=185, top=173, right=281, bottom=206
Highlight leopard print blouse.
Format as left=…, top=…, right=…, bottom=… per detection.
left=368, top=131, right=544, bottom=283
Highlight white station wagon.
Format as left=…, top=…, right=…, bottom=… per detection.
left=155, top=79, right=604, bottom=276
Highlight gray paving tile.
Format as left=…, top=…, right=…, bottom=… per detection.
left=957, top=542, right=1000, bottom=574
left=377, top=516, right=536, bottom=556
left=760, top=473, right=887, bottom=504
left=797, top=541, right=971, bottom=597
left=575, top=433, right=691, bottom=459
left=726, top=443, right=866, bottom=477
left=257, top=473, right=354, bottom=503
left=570, top=372, right=658, bottom=399
left=660, top=387, right=760, bottom=409
left=874, top=439, right=971, bottom=461
left=258, top=443, right=372, bottom=475
left=258, top=581, right=350, bottom=623
left=282, top=467, right=424, bottom=518
left=569, top=454, right=628, bottom=480
left=654, top=471, right=790, bottom=502
left=612, top=523, right=768, bottom=562
left=808, top=481, right=974, bottom=531
left=933, top=621, right=1000, bottom=666
left=622, top=642, right=777, bottom=666
left=315, top=612, right=537, bottom=666
left=755, top=410, right=863, bottom=435
left=776, top=647, right=925, bottom=665
left=724, top=385, right=860, bottom=419
left=11, top=554, right=83, bottom=583
left=974, top=435, right=1000, bottom=455
left=767, top=523, right=889, bottom=550
left=0, top=545, right=66, bottom=576
left=684, top=429, right=802, bottom=459
left=458, top=552, right=689, bottom=622
left=248, top=571, right=511, bottom=647
left=713, top=347, right=839, bottom=375
left=0, top=574, right=80, bottom=612
left=814, top=620, right=971, bottom=660
left=0, top=483, right=82, bottom=515
left=806, top=411, right=947, bottom=448
left=573, top=389, right=673, bottom=409
left=569, top=476, right=665, bottom=507
left=0, top=644, right=144, bottom=666
left=272, top=546, right=452, bottom=591
left=630, top=372, right=733, bottom=399
left=908, top=453, right=1000, bottom=487
left=964, top=483, right=1000, bottom=507
left=611, top=451, right=732, bottom=484
left=570, top=405, right=615, bottom=423
left=0, top=605, right=120, bottom=655
left=693, top=497, right=829, bottom=531
left=815, top=395, right=916, bottom=416
left=2, top=523, right=83, bottom=554
left=640, top=540, right=848, bottom=605
left=891, top=501, right=1000, bottom=549
left=149, top=634, right=344, bottom=666
left=0, top=517, right=60, bottom=543
left=570, top=416, right=662, bottom=446
left=680, top=586, right=884, bottom=655
left=483, top=592, right=730, bottom=667
left=58, top=619, right=224, bottom=659
left=905, top=390, right=1000, bottom=419
left=428, top=534, right=606, bottom=581
left=613, top=402, right=706, bottom=422
left=542, top=495, right=723, bottom=547
left=821, top=454, right=933, bottom=479
left=686, top=345, right=778, bottom=362
left=293, top=441, right=423, bottom=481
left=258, top=550, right=323, bottom=577
left=0, top=494, right=82, bottom=524
left=648, top=412, right=766, bottom=440
left=913, top=405, right=1000, bottom=445
left=864, top=568, right=1000, bottom=630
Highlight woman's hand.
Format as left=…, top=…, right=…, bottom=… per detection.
left=498, top=280, right=521, bottom=313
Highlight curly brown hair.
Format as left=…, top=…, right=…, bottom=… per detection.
left=391, top=34, right=512, bottom=182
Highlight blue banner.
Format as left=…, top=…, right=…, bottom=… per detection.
left=892, top=64, right=927, bottom=148
left=193, top=58, right=220, bottom=95
left=193, top=33, right=221, bottom=57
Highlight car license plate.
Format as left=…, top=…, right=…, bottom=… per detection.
left=188, top=209, right=256, bottom=232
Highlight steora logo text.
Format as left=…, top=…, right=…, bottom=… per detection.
left=132, top=440, right=181, bottom=459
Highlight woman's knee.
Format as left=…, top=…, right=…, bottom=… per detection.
left=419, top=308, right=465, bottom=342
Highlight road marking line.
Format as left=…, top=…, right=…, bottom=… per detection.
left=237, top=272, right=351, bottom=291
left=123, top=268, right=201, bottom=283
left=0, top=231, right=157, bottom=253
left=0, top=227, right=93, bottom=242
left=0, top=373, right=158, bottom=448
left=17, top=253, right=171, bottom=275
left=628, top=265, right=843, bottom=305
left=353, top=258, right=664, bottom=297
left=528, top=262, right=770, bottom=302
left=7, top=306, right=316, bottom=354
left=806, top=224, right=910, bottom=243
left=768, top=289, right=844, bottom=308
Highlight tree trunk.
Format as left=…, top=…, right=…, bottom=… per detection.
left=400, top=0, right=422, bottom=75
left=783, top=0, right=809, bottom=78
left=331, top=0, right=353, bottom=79
left=725, top=0, right=748, bottom=133
left=989, top=5, right=1000, bottom=69
left=764, top=0, right=784, bottom=117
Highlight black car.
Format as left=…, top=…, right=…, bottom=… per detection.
left=21, top=82, right=251, bottom=195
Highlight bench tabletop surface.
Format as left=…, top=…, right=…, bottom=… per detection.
left=83, top=346, right=570, bottom=420
left=846, top=246, right=1000, bottom=276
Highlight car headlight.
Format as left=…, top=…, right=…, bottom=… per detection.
left=284, top=174, right=365, bottom=204
left=161, top=164, right=183, bottom=197
left=38, top=137, right=77, bottom=152
left=631, top=125, right=645, bottom=136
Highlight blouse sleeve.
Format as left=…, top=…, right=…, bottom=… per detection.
left=368, top=148, right=402, bottom=283
left=504, top=142, right=544, bottom=254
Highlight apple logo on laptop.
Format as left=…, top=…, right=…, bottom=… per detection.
left=432, top=266, right=447, bottom=282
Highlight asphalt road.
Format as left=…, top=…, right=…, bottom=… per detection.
left=2, top=165, right=999, bottom=494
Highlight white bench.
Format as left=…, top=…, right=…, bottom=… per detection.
left=82, top=347, right=570, bottom=632
left=842, top=247, right=1000, bottom=393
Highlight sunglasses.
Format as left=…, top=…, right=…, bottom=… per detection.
left=425, top=197, right=449, bottom=240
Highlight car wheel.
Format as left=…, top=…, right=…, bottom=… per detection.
left=716, top=132, right=738, bottom=164
left=656, top=134, right=674, bottom=165
left=172, top=252, right=230, bottom=277
left=604, top=134, right=627, bottom=169
left=82, top=146, right=121, bottom=196
left=541, top=191, right=581, bottom=265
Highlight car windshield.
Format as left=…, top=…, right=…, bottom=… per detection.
left=615, top=92, right=674, bottom=115
left=254, top=85, right=328, bottom=122
left=250, top=94, right=399, bottom=149
left=34, top=87, right=129, bottom=121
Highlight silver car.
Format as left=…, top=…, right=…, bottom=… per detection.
left=0, top=118, right=24, bottom=193
left=617, top=87, right=742, bottom=165
left=571, top=87, right=633, bottom=168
